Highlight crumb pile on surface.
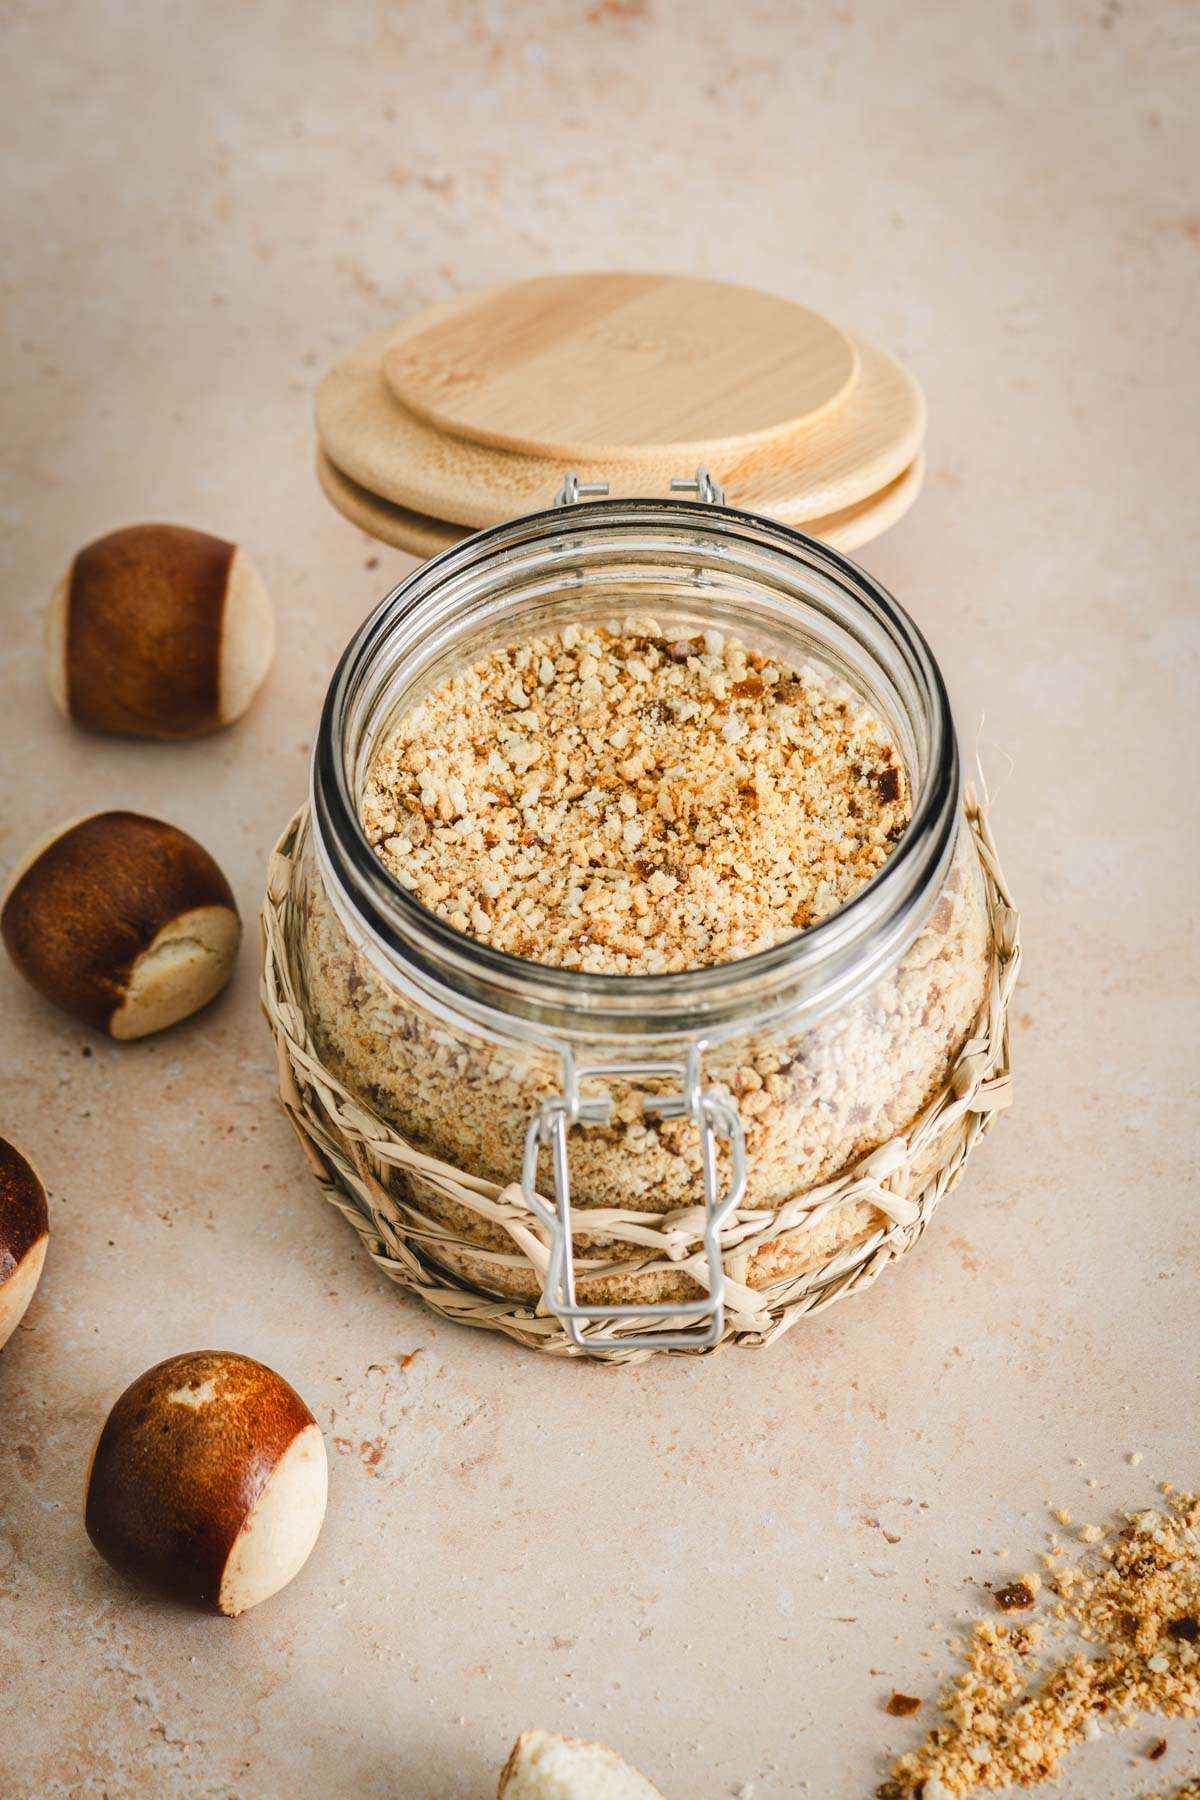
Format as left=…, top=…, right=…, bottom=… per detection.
left=879, top=1492, right=1200, bottom=1797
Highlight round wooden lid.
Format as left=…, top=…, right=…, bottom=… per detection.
left=380, top=274, right=858, bottom=462
left=316, top=329, right=922, bottom=532
left=315, top=447, right=925, bottom=564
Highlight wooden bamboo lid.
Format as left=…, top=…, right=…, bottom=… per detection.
left=313, top=272, right=928, bottom=562
left=315, top=447, right=925, bottom=563
left=316, top=328, right=923, bottom=531
left=379, top=274, right=858, bottom=463
left=316, top=451, right=460, bottom=559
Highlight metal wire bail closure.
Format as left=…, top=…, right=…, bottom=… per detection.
left=553, top=466, right=726, bottom=509
left=520, top=1046, right=747, bottom=1355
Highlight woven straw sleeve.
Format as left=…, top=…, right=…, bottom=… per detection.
left=260, top=796, right=1017, bottom=1362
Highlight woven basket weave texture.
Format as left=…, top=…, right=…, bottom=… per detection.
left=260, top=797, right=1018, bottom=1363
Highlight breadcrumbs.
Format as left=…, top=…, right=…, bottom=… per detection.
left=362, top=619, right=909, bottom=975
left=887, top=1693, right=923, bottom=1718
left=878, top=1492, right=1200, bottom=1797
left=994, top=1581, right=1036, bottom=1613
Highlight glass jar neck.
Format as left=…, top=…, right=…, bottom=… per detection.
left=310, top=498, right=961, bottom=1045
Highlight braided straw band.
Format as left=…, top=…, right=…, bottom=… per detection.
left=260, top=795, right=1018, bottom=1365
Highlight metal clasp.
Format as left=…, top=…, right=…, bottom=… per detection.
left=552, top=466, right=726, bottom=508
left=553, top=472, right=611, bottom=507
left=520, top=1046, right=746, bottom=1354
left=670, top=466, right=726, bottom=506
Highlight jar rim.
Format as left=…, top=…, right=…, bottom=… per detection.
left=310, top=497, right=961, bottom=1041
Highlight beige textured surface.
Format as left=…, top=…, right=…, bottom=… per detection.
left=1, top=5, right=1196, bottom=1799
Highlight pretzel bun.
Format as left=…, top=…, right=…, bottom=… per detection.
left=1, top=812, right=240, bottom=1039
left=84, top=1350, right=328, bottom=1616
left=46, top=524, right=274, bottom=738
left=498, top=1730, right=665, bottom=1798
left=0, top=1138, right=50, bottom=1351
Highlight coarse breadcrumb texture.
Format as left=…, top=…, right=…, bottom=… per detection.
left=498, top=1728, right=664, bottom=1799
left=362, top=620, right=910, bottom=975
left=878, top=1492, right=1200, bottom=1797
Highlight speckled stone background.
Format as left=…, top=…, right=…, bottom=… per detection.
left=2, top=3, right=1198, bottom=1796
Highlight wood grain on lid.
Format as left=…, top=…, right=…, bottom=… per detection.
left=317, top=329, right=922, bottom=531
left=381, top=273, right=858, bottom=462
left=315, top=446, right=924, bottom=562
left=315, top=449, right=461, bottom=558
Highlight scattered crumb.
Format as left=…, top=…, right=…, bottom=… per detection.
left=878, top=1491, right=1200, bottom=1797
left=1078, top=1523, right=1104, bottom=1543
left=1147, top=1736, right=1168, bottom=1759
left=1130, top=1451, right=1145, bottom=1466
left=994, top=1581, right=1036, bottom=1613
left=886, top=1693, right=921, bottom=1717
left=1052, top=1507, right=1074, bottom=1528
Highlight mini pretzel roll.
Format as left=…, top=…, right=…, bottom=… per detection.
left=46, top=523, right=274, bottom=737
left=1, top=812, right=240, bottom=1039
left=84, top=1350, right=328, bottom=1616
left=0, top=1138, right=50, bottom=1351
left=498, top=1730, right=665, bottom=1799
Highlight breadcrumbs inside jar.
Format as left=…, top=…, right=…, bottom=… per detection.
left=361, top=619, right=912, bottom=975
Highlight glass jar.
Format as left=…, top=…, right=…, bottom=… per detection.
left=283, top=493, right=994, bottom=1352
